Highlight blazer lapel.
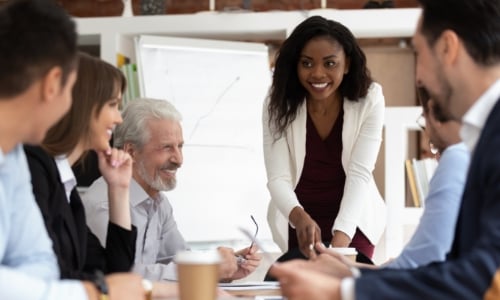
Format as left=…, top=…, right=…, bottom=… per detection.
left=289, top=100, right=308, bottom=185
left=65, top=189, right=87, bottom=269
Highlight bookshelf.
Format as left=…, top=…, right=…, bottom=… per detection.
left=384, top=106, right=424, bottom=259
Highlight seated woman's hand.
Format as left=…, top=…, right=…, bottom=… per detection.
left=98, top=148, right=132, bottom=189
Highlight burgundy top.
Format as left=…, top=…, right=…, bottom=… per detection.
left=288, top=106, right=374, bottom=257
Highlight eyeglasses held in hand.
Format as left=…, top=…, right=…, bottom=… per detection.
left=236, top=215, right=259, bottom=265
left=248, top=215, right=258, bottom=249
left=239, top=226, right=276, bottom=266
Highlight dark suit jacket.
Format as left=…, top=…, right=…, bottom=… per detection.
left=355, top=98, right=500, bottom=299
left=485, top=269, right=500, bottom=300
left=24, top=145, right=137, bottom=280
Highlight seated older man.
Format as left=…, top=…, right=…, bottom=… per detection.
left=83, top=98, right=261, bottom=281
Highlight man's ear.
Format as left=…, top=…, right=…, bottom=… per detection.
left=436, top=30, right=460, bottom=66
left=40, top=66, right=63, bottom=103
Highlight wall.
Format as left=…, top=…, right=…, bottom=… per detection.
left=362, top=42, right=417, bottom=200
left=50, top=0, right=419, bottom=17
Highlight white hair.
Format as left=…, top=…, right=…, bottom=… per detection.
left=114, top=98, right=182, bottom=149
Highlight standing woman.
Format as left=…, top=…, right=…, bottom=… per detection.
left=24, top=52, right=137, bottom=279
left=264, top=16, right=386, bottom=259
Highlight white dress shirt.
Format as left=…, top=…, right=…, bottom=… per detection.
left=54, top=155, right=77, bottom=202
left=461, top=79, right=500, bottom=153
left=83, top=176, right=188, bottom=281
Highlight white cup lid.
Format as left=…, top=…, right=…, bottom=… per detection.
left=329, top=247, right=358, bottom=255
left=174, top=250, right=221, bottom=264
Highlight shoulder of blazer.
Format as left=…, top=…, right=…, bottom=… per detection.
left=343, top=82, right=383, bottom=117
left=24, top=145, right=62, bottom=187
left=24, top=145, right=55, bottom=168
left=343, top=82, right=384, bottom=124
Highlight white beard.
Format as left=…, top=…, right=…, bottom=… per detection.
left=136, top=159, right=177, bottom=192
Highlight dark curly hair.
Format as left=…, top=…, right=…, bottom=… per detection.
left=268, top=15, right=372, bottom=139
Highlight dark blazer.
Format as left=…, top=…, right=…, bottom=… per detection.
left=484, top=269, right=500, bottom=300
left=24, top=145, right=137, bottom=280
left=355, top=98, right=500, bottom=299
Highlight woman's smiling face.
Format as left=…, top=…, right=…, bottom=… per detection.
left=88, top=90, right=123, bottom=152
left=297, top=36, right=350, bottom=102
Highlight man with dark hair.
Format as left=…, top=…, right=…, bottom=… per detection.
left=270, top=0, right=500, bottom=299
left=0, top=1, right=145, bottom=299
left=0, top=0, right=77, bottom=99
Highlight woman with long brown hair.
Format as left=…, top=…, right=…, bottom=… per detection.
left=24, top=52, right=136, bottom=279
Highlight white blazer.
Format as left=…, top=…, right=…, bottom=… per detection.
left=263, top=82, right=387, bottom=252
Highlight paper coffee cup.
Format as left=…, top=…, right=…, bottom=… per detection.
left=329, top=247, right=357, bottom=262
left=174, top=250, right=221, bottom=300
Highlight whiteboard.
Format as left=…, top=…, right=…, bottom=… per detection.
left=135, top=35, right=274, bottom=246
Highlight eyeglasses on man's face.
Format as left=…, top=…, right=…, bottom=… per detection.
left=416, top=113, right=426, bottom=130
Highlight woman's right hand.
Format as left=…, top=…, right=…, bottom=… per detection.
left=289, top=207, right=322, bottom=258
left=97, top=148, right=132, bottom=189
left=97, top=148, right=133, bottom=230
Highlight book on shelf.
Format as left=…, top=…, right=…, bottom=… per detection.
left=405, top=159, right=421, bottom=207
left=119, top=63, right=140, bottom=107
left=405, top=157, right=438, bottom=207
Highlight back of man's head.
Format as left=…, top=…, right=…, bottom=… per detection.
left=0, top=0, right=78, bottom=98
left=418, top=0, right=500, bottom=66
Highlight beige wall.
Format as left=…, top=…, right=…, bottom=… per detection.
left=363, top=43, right=417, bottom=200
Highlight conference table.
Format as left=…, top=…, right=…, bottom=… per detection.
left=220, top=281, right=282, bottom=299
left=224, top=286, right=282, bottom=298
left=152, top=282, right=282, bottom=299
left=153, top=293, right=282, bottom=299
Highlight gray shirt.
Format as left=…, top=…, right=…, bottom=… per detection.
left=82, top=177, right=188, bottom=280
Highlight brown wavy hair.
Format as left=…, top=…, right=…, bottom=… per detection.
left=42, top=52, right=126, bottom=159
